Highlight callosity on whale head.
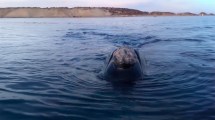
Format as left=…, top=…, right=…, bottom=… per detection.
left=104, top=46, right=145, bottom=82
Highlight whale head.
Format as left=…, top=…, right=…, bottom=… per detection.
left=104, top=46, right=144, bottom=83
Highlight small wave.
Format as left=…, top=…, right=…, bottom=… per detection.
left=204, top=26, right=213, bottom=29
left=180, top=50, right=215, bottom=63
left=183, top=26, right=214, bottom=31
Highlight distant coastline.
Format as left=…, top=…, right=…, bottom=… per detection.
left=0, top=7, right=214, bottom=18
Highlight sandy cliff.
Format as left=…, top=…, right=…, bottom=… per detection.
left=0, top=7, right=214, bottom=18
left=0, top=7, right=144, bottom=18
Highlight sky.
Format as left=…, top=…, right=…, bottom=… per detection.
left=0, top=0, right=215, bottom=13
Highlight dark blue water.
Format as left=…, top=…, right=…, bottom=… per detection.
left=0, top=17, right=215, bottom=120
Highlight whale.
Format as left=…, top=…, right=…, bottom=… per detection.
left=104, top=46, right=145, bottom=82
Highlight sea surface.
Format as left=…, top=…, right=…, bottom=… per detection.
left=0, top=17, right=215, bottom=120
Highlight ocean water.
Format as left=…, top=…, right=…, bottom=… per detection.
left=0, top=17, right=215, bottom=120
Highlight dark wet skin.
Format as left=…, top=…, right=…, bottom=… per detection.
left=104, top=46, right=144, bottom=82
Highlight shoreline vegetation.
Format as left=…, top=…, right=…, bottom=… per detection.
left=0, top=7, right=214, bottom=18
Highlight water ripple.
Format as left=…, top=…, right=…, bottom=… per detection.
left=1, top=17, right=215, bottom=120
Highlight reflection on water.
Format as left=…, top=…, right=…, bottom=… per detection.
left=0, top=17, right=215, bottom=120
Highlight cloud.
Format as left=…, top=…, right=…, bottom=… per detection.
left=0, top=0, right=148, bottom=7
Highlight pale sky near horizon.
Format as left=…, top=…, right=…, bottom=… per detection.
left=0, top=0, right=214, bottom=13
